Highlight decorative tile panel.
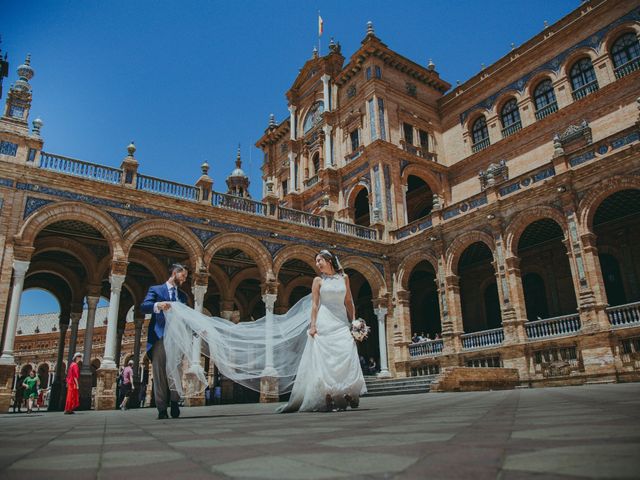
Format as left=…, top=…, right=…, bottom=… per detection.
left=261, top=240, right=286, bottom=257
left=107, top=211, right=143, bottom=231
left=23, top=196, right=54, bottom=219
left=0, top=141, right=18, bottom=157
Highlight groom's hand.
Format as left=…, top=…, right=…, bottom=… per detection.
left=158, top=302, right=172, bottom=311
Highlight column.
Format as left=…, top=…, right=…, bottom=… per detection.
left=131, top=314, right=144, bottom=408
left=323, top=124, right=332, bottom=169
left=66, top=310, right=82, bottom=365
left=48, top=315, right=69, bottom=411
left=443, top=275, right=463, bottom=355
left=101, top=274, right=126, bottom=369
left=260, top=293, right=278, bottom=403
left=321, top=74, right=331, bottom=111
left=392, top=289, right=412, bottom=377
left=288, top=105, right=297, bottom=140
left=80, top=294, right=100, bottom=410
left=373, top=303, right=391, bottom=378
left=0, top=260, right=31, bottom=364
left=184, top=283, right=207, bottom=407
left=115, top=327, right=125, bottom=368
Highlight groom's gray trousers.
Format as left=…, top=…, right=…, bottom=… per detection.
left=150, top=339, right=180, bottom=411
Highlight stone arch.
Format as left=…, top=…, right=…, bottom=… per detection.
left=341, top=256, right=386, bottom=297
left=560, top=47, right=599, bottom=79
left=526, top=70, right=560, bottom=98
left=33, top=237, right=98, bottom=280
left=279, top=275, right=314, bottom=306
left=578, top=175, right=640, bottom=232
left=18, top=201, right=124, bottom=259
left=203, top=233, right=273, bottom=281
left=504, top=205, right=568, bottom=257
left=26, top=261, right=84, bottom=301
left=128, top=248, right=168, bottom=284
left=397, top=250, right=439, bottom=292
left=446, top=230, right=496, bottom=276
left=208, top=263, right=231, bottom=300
left=601, top=23, right=640, bottom=56
left=228, top=267, right=262, bottom=297
left=464, top=111, right=490, bottom=136
left=345, top=181, right=371, bottom=209
left=400, top=164, right=442, bottom=193
left=123, top=219, right=204, bottom=271
left=273, top=245, right=317, bottom=277
left=492, top=91, right=522, bottom=118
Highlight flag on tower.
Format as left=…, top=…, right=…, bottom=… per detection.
left=318, top=15, right=324, bottom=36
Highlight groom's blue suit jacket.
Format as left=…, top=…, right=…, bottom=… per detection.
left=140, top=284, right=188, bottom=356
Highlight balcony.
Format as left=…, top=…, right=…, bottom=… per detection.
left=461, top=328, right=504, bottom=350
left=344, top=146, right=364, bottom=164
left=501, top=121, right=522, bottom=138
left=212, top=192, right=268, bottom=216
left=333, top=220, right=377, bottom=240
left=571, top=80, right=599, bottom=101
left=40, top=152, right=122, bottom=185
left=278, top=206, right=325, bottom=228
left=614, top=58, right=640, bottom=79
left=471, top=137, right=490, bottom=153
left=401, top=141, right=436, bottom=162
left=534, top=101, right=558, bottom=121
left=137, top=173, right=199, bottom=201
left=304, top=174, right=319, bottom=188
left=408, top=339, right=444, bottom=358
left=607, top=301, right=640, bottom=328
left=525, top=314, right=581, bottom=340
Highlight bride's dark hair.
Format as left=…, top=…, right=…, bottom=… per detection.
left=317, top=249, right=343, bottom=274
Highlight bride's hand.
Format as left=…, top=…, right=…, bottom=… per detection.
left=308, top=325, right=318, bottom=337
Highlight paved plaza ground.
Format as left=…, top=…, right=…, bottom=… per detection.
left=0, top=383, right=639, bottom=479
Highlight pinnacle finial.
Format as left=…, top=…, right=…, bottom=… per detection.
left=366, top=21, right=374, bottom=36
left=236, top=144, right=242, bottom=168
left=201, top=161, right=209, bottom=175
left=427, top=58, right=435, bottom=71
left=127, top=141, right=136, bottom=156
left=14, top=53, right=34, bottom=92
left=32, top=117, right=43, bottom=137
left=269, top=113, right=276, bottom=128
left=312, top=45, right=318, bottom=58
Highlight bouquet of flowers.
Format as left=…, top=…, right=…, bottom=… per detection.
left=351, top=318, right=371, bottom=342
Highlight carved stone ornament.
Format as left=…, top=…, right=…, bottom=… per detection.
left=479, top=160, right=509, bottom=190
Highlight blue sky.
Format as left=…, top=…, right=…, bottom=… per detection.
left=5, top=1, right=576, bottom=314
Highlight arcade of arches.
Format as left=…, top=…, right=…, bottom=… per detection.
left=1, top=0, right=640, bottom=412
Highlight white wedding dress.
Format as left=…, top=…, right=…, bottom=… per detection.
left=163, top=273, right=366, bottom=412
left=278, top=273, right=366, bottom=412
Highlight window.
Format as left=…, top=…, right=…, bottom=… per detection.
left=368, top=99, right=377, bottom=141
left=350, top=129, right=360, bottom=151
left=471, top=116, right=490, bottom=152
left=570, top=58, right=599, bottom=100
left=403, top=123, right=414, bottom=145
left=312, top=153, right=320, bottom=174
left=282, top=180, right=288, bottom=195
left=533, top=79, right=558, bottom=119
left=377, top=98, right=386, bottom=141
left=500, top=99, right=522, bottom=137
left=375, top=66, right=382, bottom=79
left=611, top=32, right=640, bottom=78
left=302, top=101, right=324, bottom=134
left=366, top=67, right=372, bottom=80
left=419, top=130, right=429, bottom=150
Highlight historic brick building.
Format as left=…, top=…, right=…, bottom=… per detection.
left=1, top=0, right=639, bottom=411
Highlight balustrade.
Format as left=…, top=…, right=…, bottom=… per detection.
left=607, top=301, right=640, bottom=328
left=408, top=339, right=444, bottom=358
left=571, top=81, right=599, bottom=101
left=212, top=192, right=267, bottom=216
left=535, top=102, right=558, bottom=120
left=461, top=328, right=504, bottom=350
left=614, top=58, right=640, bottom=79
left=501, top=121, right=522, bottom=138
left=304, top=174, right=319, bottom=187
left=40, top=152, right=122, bottom=184
left=278, top=206, right=325, bottom=228
left=525, top=314, right=581, bottom=339
left=136, top=174, right=199, bottom=201
left=472, top=137, right=490, bottom=153
left=333, top=220, right=377, bottom=240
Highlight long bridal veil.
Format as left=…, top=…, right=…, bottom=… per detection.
left=163, top=297, right=313, bottom=397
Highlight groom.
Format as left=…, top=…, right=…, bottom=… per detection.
left=141, top=263, right=189, bottom=419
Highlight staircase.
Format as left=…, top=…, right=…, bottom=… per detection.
left=363, top=375, right=436, bottom=397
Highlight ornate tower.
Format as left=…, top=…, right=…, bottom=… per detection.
left=226, top=146, right=251, bottom=198
left=2, top=54, right=34, bottom=129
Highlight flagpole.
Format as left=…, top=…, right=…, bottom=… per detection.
left=318, top=10, right=321, bottom=55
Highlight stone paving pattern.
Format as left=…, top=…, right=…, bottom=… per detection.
left=1, top=383, right=639, bottom=479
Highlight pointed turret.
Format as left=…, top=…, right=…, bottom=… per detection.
left=226, top=145, right=251, bottom=198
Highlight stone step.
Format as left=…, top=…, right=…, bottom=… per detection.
left=365, top=381, right=433, bottom=391
left=363, top=386, right=430, bottom=397
left=363, top=375, right=435, bottom=397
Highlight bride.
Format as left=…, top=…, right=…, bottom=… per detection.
left=163, top=249, right=366, bottom=413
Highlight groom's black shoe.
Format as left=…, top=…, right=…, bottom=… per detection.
left=170, top=401, right=180, bottom=419
left=157, top=410, right=169, bottom=420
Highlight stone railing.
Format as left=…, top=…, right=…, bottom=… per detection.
left=472, top=137, right=490, bottom=153
left=614, top=58, right=640, bottom=79
left=304, top=174, right=319, bottom=188
left=344, top=147, right=364, bottom=163
left=40, top=152, right=122, bottom=184
left=278, top=206, right=325, bottom=228
left=334, top=220, right=377, bottom=240
left=501, top=121, right=522, bottom=138
left=137, top=173, right=199, bottom=201
left=525, top=313, right=581, bottom=340
left=535, top=102, right=558, bottom=120
left=571, top=81, right=599, bottom=101
left=408, top=339, right=444, bottom=358
left=607, top=301, right=640, bottom=328
left=461, top=328, right=504, bottom=350
left=212, top=192, right=267, bottom=216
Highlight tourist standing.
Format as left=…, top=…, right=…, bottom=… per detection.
left=64, top=353, right=82, bottom=414
left=22, top=370, right=40, bottom=414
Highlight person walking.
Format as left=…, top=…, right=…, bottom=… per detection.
left=119, top=360, right=135, bottom=411
left=64, top=353, right=82, bottom=414
left=22, top=370, right=40, bottom=414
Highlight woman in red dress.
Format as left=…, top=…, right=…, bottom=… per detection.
left=64, top=353, right=82, bottom=414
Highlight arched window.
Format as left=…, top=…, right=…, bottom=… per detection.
left=471, top=116, right=490, bottom=152
left=533, top=79, right=558, bottom=120
left=312, top=152, right=320, bottom=175
left=303, top=101, right=324, bottom=134
left=500, top=99, right=522, bottom=137
left=611, top=32, right=640, bottom=78
left=570, top=58, right=599, bottom=100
